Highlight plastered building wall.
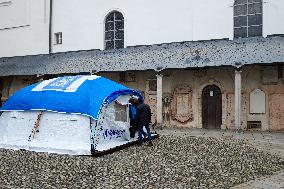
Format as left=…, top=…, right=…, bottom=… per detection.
left=1, top=0, right=284, bottom=57
left=52, top=0, right=233, bottom=52
left=0, top=0, right=50, bottom=58
left=52, top=0, right=284, bottom=53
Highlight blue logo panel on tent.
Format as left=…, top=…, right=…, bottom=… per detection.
left=43, top=76, right=82, bottom=90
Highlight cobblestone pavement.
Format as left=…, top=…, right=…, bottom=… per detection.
left=159, top=128, right=284, bottom=189
left=0, top=129, right=283, bottom=188
left=158, top=128, right=284, bottom=158
left=231, top=170, right=284, bottom=189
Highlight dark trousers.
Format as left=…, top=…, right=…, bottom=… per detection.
left=138, top=124, right=152, bottom=142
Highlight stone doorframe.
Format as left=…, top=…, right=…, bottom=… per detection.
left=197, top=80, right=227, bottom=129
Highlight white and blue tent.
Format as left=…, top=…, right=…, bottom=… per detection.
left=0, top=75, right=144, bottom=155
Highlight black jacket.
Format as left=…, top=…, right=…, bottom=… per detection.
left=137, top=103, right=151, bottom=126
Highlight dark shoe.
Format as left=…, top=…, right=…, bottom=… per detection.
left=137, top=141, right=142, bottom=146
left=148, top=141, right=153, bottom=146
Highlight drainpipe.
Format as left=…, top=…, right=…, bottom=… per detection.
left=156, top=74, right=163, bottom=130
left=49, top=0, right=53, bottom=54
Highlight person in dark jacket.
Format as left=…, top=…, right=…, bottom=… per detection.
left=136, top=98, right=153, bottom=146
left=129, top=97, right=146, bottom=138
left=129, top=97, right=138, bottom=138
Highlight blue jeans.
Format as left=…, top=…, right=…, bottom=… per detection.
left=138, top=124, right=152, bottom=142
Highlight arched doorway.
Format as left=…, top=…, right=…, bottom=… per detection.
left=202, top=85, right=222, bottom=129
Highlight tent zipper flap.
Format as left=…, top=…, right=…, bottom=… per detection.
left=28, top=111, right=43, bottom=141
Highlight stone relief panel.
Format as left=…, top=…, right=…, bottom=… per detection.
left=269, top=94, right=284, bottom=131
left=162, top=94, right=172, bottom=126
left=226, top=93, right=248, bottom=129
left=171, top=85, right=193, bottom=123
left=250, top=89, right=265, bottom=114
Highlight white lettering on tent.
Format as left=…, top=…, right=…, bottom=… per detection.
left=43, top=76, right=81, bottom=90
left=32, top=75, right=101, bottom=92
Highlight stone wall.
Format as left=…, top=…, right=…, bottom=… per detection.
left=1, top=65, right=283, bottom=131
left=99, top=65, right=284, bottom=131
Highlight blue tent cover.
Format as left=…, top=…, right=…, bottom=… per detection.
left=0, top=75, right=142, bottom=120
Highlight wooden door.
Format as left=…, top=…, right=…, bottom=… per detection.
left=202, top=85, right=222, bottom=129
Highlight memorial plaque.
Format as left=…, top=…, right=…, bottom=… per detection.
left=250, top=89, right=265, bottom=114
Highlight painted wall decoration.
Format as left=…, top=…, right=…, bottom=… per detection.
left=269, top=94, right=284, bottom=131
left=171, top=85, right=193, bottom=123
left=162, top=95, right=172, bottom=126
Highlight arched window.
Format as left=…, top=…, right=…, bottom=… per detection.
left=104, top=11, right=124, bottom=50
left=234, top=0, right=263, bottom=38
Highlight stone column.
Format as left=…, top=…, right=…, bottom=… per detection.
left=234, top=70, right=242, bottom=130
left=156, top=74, right=163, bottom=129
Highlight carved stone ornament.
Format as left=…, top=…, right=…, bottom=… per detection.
left=172, top=85, right=193, bottom=123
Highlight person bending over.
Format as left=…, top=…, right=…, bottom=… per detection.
left=136, top=98, right=153, bottom=146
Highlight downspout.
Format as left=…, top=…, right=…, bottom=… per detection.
left=49, top=0, right=53, bottom=54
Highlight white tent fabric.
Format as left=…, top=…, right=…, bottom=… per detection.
left=0, top=111, right=91, bottom=155
left=0, top=95, right=136, bottom=155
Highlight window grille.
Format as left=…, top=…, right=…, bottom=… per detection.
left=105, top=11, right=124, bottom=50
left=234, top=0, right=263, bottom=38
left=115, top=102, right=127, bottom=122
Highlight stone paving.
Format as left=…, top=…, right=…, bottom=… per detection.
left=231, top=170, right=284, bottom=189
left=159, top=128, right=284, bottom=189
left=158, top=128, right=284, bottom=158
left=0, top=128, right=283, bottom=188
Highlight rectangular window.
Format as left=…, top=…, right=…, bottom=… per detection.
left=54, top=32, right=62, bottom=45
left=148, top=79, right=157, bottom=92
left=261, top=66, right=278, bottom=85
left=115, top=102, right=127, bottom=122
